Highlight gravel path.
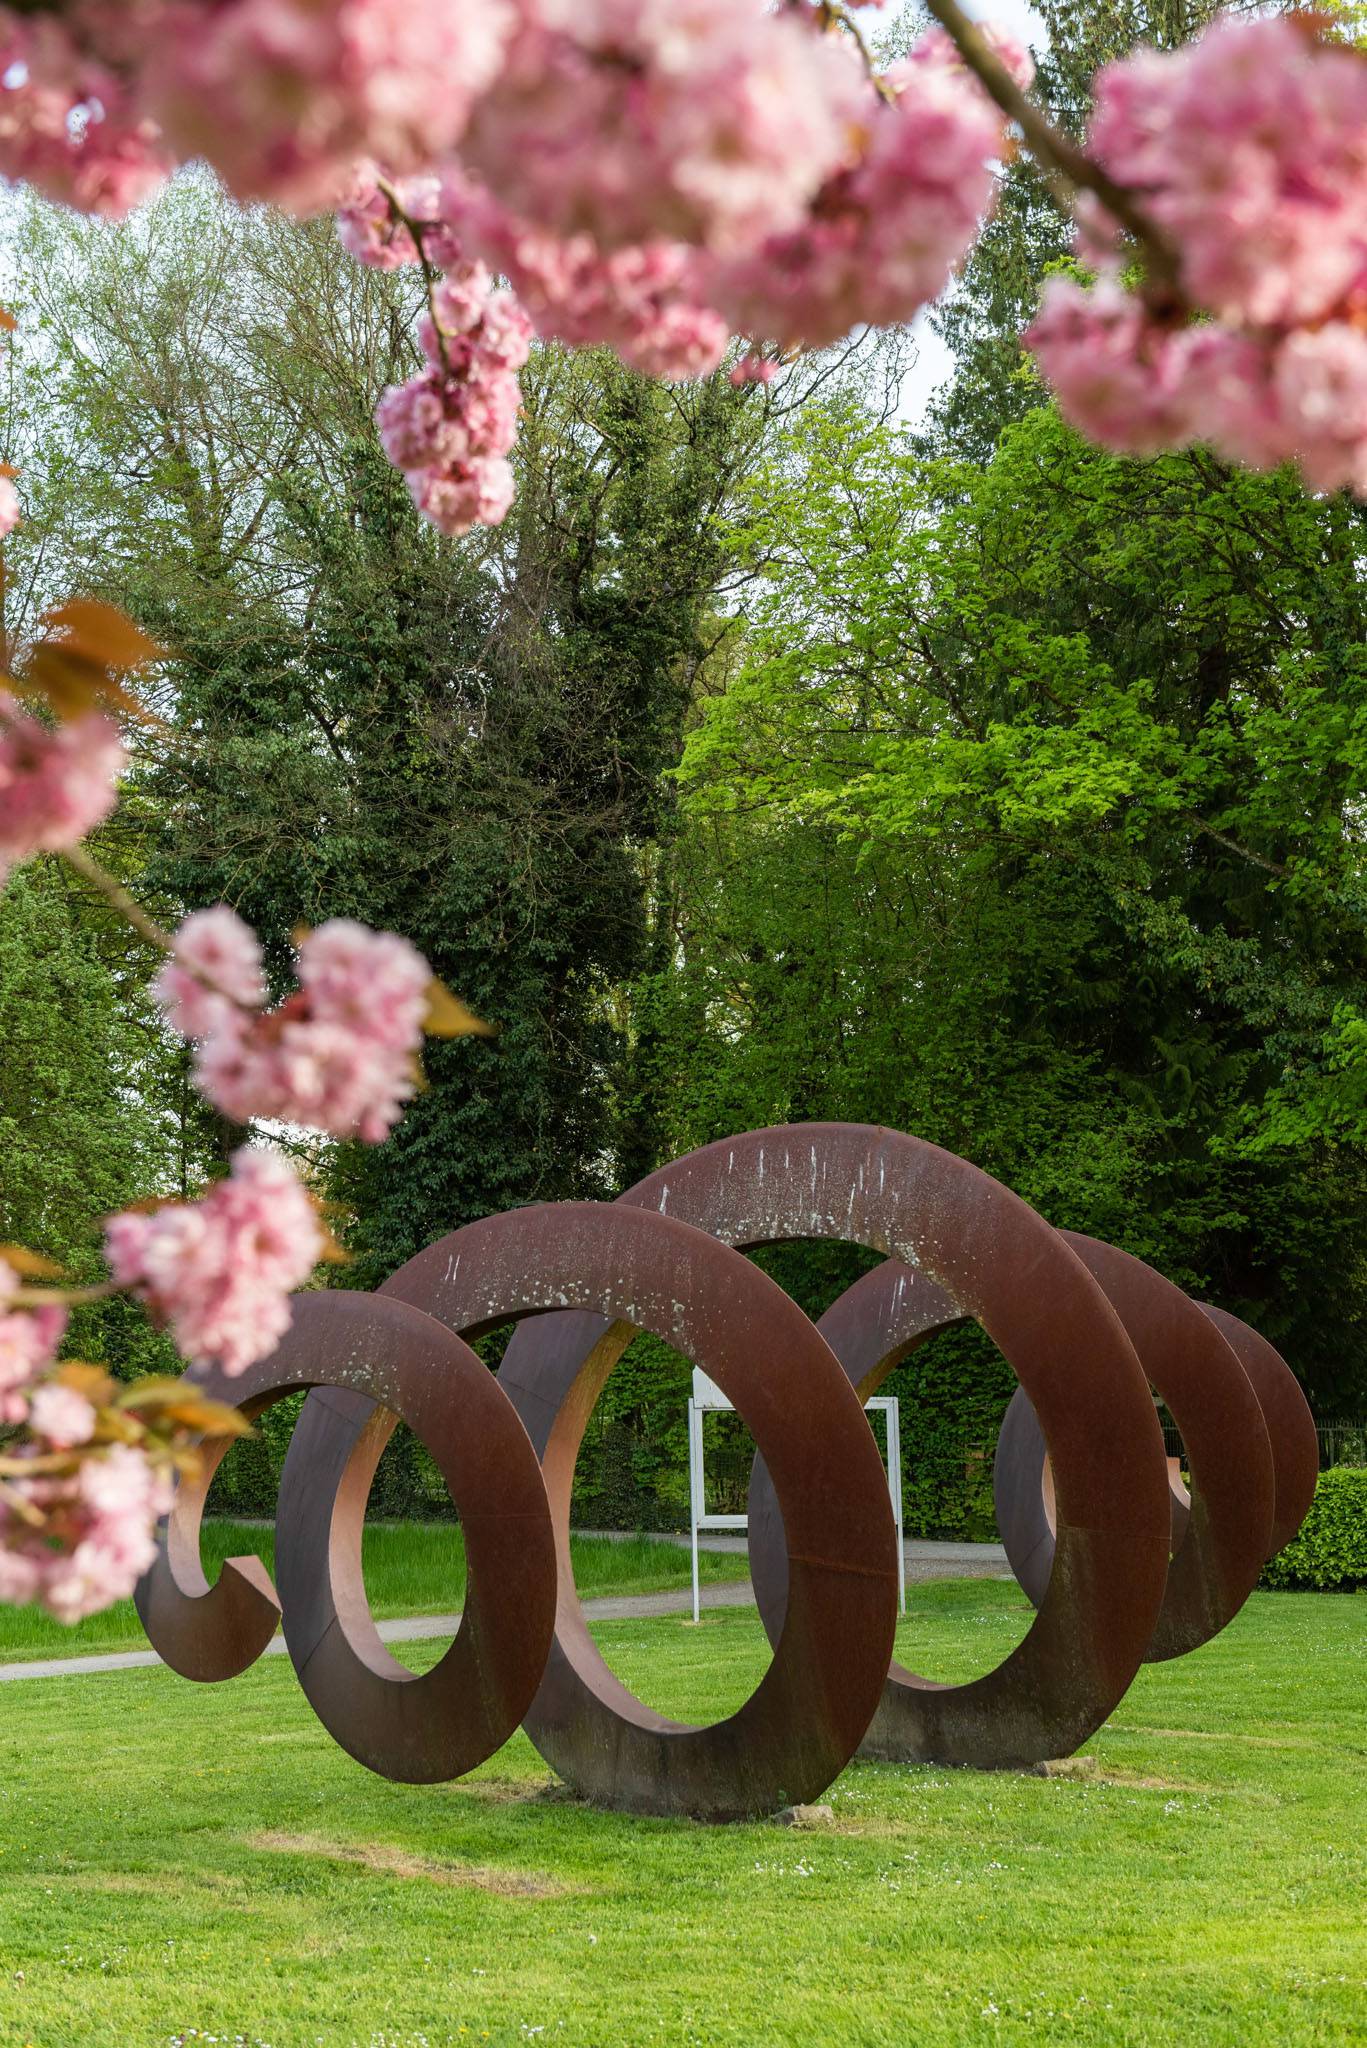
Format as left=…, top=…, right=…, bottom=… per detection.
left=0, top=1539, right=1012, bottom=1686
left=0, top=1580, right=759, bottom=1685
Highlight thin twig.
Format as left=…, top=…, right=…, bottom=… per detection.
left=60, top=842, right=175, bottom=954
left=821, top=3, right=897, bottom=104
left=11, top=1281, right=121, bottom=1310
left=0, top=1475, right=46, bottom=1527
left=375, top=175, right=455, bottom=378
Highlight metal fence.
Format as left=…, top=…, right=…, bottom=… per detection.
left=1160, top=1420, right=1366, bottom=1470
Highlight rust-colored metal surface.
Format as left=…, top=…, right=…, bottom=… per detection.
left=993, top=1278, right=1317, bottom=1650
left=992, top=1234, right=1276, bottom=1659
left=281, top=1200, right=898, bottom=1820
left=137, top=1291, right=557, bottom=1784
left=136, top=1121, right=1318, bottom=1814
left=1197, top=1304, right=1320, bottom=1556
left=493, top=1125, right=1174, bottom=1772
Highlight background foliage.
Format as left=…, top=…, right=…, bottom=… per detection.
left=5, top=0, right=1366, bottom=1535
left=1260, top=1469, right=1367, bottom=1589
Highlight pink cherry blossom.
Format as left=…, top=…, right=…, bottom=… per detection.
left=1086, top=15, right=1367, bottom=329
left=337, top=163, right=465, bottom=271
left=730, top=354, right=778, bottom=389
left=146, top=0, right=512, bottom=214
left=461, top=0, right=858, bottom=259
left=707, top=29, right=1028, bottom=351
left=1026, top=17, right=1367, bottom=497
left=0, top=8, right=172, bottom=219
left=0, top=694, right=126, bottom=881
left=195, top=1005, right=416, bottom=1142
left=0, top=476, right=19, bottom=538
left=105, top=1146, right=323, bottom=1377
left=153, top=904, right=268, bottom=1040
left=376, top=260, right=531, bottom=539
left=1028, top=279, right=1367, bottom=495
left=1270, top=322, right=1367, bottom=495
left=0, top=1265, right=67, bottom=1425
left=1023, top=276, right=1198, bottom=457
left=434, top=174, right=728, bottom=382
left=156, top=913, right=437, bottom=1142
left=28, top=1381, right=97, bottom=1449
left=0, top=1442, right=173, bottom=1624
left=297, top=917, right=430, bottom=1048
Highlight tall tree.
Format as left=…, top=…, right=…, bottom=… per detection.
left=667, top=394, right=1367, bottom=1407
left=0, top=861, right=178, bottom=1374
left=925, top=1, right=1229, bottom=459
left=5, top=179, right=780, bottom=1280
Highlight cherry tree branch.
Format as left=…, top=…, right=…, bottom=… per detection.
left=375, top=176, right=456, bottom=377
left=922, top=0, right=1184, bottom=296
left=60, top=841, right=175, bottom=954
left=10, top=1280, right=121, bottom=1309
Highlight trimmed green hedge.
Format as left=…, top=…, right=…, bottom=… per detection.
left=1261, top=1467, right=1367, bottom=1590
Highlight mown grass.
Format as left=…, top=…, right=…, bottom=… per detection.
left=0, top=1524, right=748, bottom=1663
left=0, top=1579, right=1363, bottom=2047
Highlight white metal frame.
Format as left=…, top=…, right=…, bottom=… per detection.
left=687, top=1368, right=905, bottom=1623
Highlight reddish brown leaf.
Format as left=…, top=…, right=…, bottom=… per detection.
left=44, top=597, right=162, bottom=673
left=424, top=978, right=495, bottom=1038
left=0, top=1245, right=65, bottom=1281
left=55, top=1361, right=119, bottom=1408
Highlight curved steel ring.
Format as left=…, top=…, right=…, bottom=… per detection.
left=136, top=1121, right=1316, bottom=1810
left=808, top=1231, right=1277, bottom=1667
left=279, top=1200, right=899, bottom=1820
left=993, top=1285, right=1317, bottom=1643
left=136, top=1290, right=557, bottom=1784
left=295, top=1125, right=1171, bottom=1773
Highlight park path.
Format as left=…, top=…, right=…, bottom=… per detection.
left=0, top=1538, right=1010, bottom=1686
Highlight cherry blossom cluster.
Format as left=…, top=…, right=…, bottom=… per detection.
left=0, top=6, right=171, bottom=218
left=0, top=1262, right=67, bottom=1426
left=705, top=28, right=1030, bottom=352
left=1027, top=16, right=1367, bottom=495
left=431, top=174, right=729, bottom=384
left=156, top=907, right=435, bottom=1141
left=0, top=1258, right=226, bottom=1624
left=343, top=26, right=1032, bottom=364
left=339, top=27, right=1027, bottom=498
left=375, top=263, right=532, bottom=536
left=0, top=0, right=508, bottom=217
left=457, top=0, right=854, bottom=262
left=148, top=0, right=512, bottom=215
left=0, top=475, right=19, bottom=538
left=2, top=3, right=1033, bottom=535
left=0, top=691, right=126, bottom=883
left=105, top=1146, right=323, bottom=1377
left=0, top=1435, right=172, bottom=1623
left=1, top=0, right=851, bottom=234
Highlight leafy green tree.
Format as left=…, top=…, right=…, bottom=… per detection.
left=0, top=862, right=177, bottom=1374
left=669, top=394, right=1367, bottom=1407
left=6, top=180, right=777, bottom=1282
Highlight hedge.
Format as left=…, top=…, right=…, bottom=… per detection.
left=1261, top=1467, right=1367, bottom=1591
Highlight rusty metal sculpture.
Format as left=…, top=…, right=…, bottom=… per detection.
left=135, top=1122, right=1316, bottom=1821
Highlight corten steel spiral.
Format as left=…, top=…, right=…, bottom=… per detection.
left=135, top=1122, right=1316, bottom=1819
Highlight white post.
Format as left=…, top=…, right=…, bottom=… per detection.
left=688, top=1397, right=702, bottom=1625
left=887, top=1397, right=906, bottom=1615
left=867, top=1397, right=906, bottom=1616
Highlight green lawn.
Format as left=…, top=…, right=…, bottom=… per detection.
left=0, top=1580, right=1363, bottom=2048
left=0, top=1524, right=748, bottom=1662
